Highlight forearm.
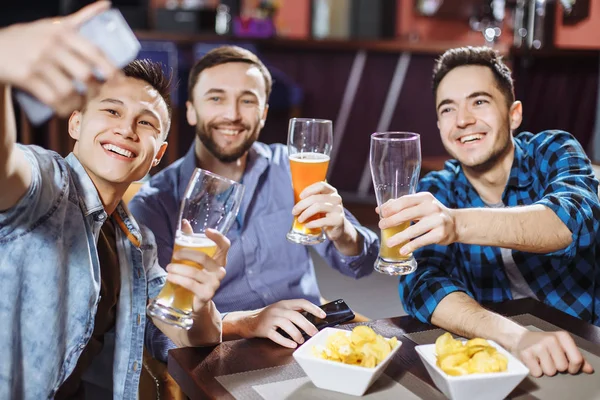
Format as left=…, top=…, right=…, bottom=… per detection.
left=0, top=84, right=31, bottom=211
left=431, top=292, right=527, bottom=352
left=153, top=301, right=222, bottom=347
left=453, top=205, right=571, bottom=253
left=332, top=218, right=363, bottom=256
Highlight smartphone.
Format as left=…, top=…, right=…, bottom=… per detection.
left=277, top=299, right=356, bottom=340
left=15, top=9, right=141, bottom=125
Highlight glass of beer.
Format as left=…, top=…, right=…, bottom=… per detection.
left=147, top=168, right=244, bottom=329
left=286, top=118, right=333, bottom=245
left=370, top=132, right=421, bottom=275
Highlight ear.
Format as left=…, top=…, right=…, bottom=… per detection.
left=508, top=101, right=523, bottom=131
left=437, top=120, right=440, bottom=131
left=152, top=141, right=169, bottom=167
left=186, top=100, right=197, bottom=127
left=259, top=104, right=269, bottom=129
left=68, top=111, right=82, bottom=141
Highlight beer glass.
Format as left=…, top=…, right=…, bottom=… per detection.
left=286, top=118, right=333, bottom=245
left=147, top=168, right=244, bottom=329
left=370, top=132, right=421, bottom=275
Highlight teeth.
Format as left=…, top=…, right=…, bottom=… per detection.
left=103, top=143, right=134, bottom=158
left=218, top=129, right=240, bottom=136
left=460, top=134, right=484, bottom=144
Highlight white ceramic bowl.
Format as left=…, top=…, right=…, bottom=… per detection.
left=292, top=327, right=402, bottom=396
left=415, top=339, right=529, bottom=400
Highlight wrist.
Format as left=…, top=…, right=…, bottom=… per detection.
left=451, top=208, right=467, bottom=244
left=332, top=219, right=362, bottom=256
left=222, top=310, right=254, bottom=340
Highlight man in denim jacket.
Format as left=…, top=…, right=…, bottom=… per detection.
left=0, top=3, right=229, bottom=398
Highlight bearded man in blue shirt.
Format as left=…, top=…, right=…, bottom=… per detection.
left=379, top=46, right=599, bottom=378
left=0, top=3, right=230, bottom=398
left=130, top=45, right=379, bottom=349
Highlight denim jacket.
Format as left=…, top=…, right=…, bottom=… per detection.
left=0, top=145, right=170, bottom=399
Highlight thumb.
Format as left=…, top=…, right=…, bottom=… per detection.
left=64, top=1, right=111, bottom=27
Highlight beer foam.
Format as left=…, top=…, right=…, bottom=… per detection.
left=175, top=233, right=217, bottom=248
left=289, top=152, right=330, bottom=163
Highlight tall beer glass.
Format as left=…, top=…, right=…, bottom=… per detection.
left=147, top=169, right=244, bottom=329
left=370, top=132, right=421, bottom=275
left=286, top=118, right=333, bottom=245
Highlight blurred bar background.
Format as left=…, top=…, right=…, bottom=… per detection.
left=4, top=0, right=600, bottom=209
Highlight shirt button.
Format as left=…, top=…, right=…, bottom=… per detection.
left=133, top=361, right=139, bottom=371
left=137, top=314, right=141, bottom=325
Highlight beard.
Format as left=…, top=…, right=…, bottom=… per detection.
left=195, top=121, right=259, bottom=163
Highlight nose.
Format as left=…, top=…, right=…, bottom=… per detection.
left=456, top=104, right=476, bottom=129
left=221, top=100, right=241, bottom=122
left=114, top=119, right=137, bottom=141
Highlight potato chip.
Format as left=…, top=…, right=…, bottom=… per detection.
left=312, top=326, right=399, bottom=368
left=434, top=333, right=508, bottom=376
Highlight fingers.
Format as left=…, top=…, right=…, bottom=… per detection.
left=299, top=181, right=336, bottom=199
left=63, top=31, right=118, bottom=81
left=166, top=265, right=225, bottom=304
left=293, top=193, right=341, bottom=217
left=173, top=249, right=221, bottom=271
left=268, top=321, right=304, bottom=348
left=277, top=299, right=326, bottom=318
left=64, top=1, right=111, bottom=27
left=556, top=332, right=591, bottom=374
left=379, top=193, right=432, bottom=218
left=520, top=349, right=543, bottom=377
left=181, top=219, right=193, bottom=234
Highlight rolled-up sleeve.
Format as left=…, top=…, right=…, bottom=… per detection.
left=533, top=131, right=600, bottom=259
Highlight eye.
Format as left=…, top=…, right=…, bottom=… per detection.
left=103, top=109, right=119, bottom=116
left=139, top=120, right=156, bottom=128
left=209, top=96, right=222, bottom=102
left=241, top=98, right=257, bottom=105
left=474, top=99, right=488, bottom=106
left=440, top=107, right=453, bottom=115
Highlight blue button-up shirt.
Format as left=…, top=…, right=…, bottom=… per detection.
left=130, top=142, right=379, bottom=312
left=0, top=145, right=170, bottom=399
left=399, top=131, right=600, bottom=326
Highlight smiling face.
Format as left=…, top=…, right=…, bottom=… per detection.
left=186, top=62, right=268, bottom=163
left=69, top=75, right=169, bottom=187
left=435, top=65, right=522, bottom=171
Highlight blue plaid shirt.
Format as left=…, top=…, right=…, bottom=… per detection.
left=399, top=131, right=600, bottom=326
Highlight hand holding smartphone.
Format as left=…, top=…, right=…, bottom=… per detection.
left=15, top=8, right=141, bottom=125
left=277, top=299, right=356, bottom=340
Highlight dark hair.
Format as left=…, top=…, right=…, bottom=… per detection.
left=187, top=45, right=272, bottom=102
left=123, top=59, right=173, bottom=135
left=432, top=46, right=515, bottom=108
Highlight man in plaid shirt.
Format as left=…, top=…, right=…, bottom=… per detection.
left=379, top=46, right=599, bottom=377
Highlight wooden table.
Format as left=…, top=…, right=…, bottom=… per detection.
left=168, top=299, right=600, bottom=399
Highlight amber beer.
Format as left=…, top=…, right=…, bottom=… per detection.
left=380, top=222, right=411, bottom=261
left=289, top=152, right=330, bottom=235
left=154, top=233, right=217, bottom=313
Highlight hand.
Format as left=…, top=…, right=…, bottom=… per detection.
left=0, top=1, right=119, bottom=116
left=378, top=192, right=457, bottom=256
left=513, top=330, right=594, bottom=377
left=293, top=182, right=347, bottom=240
left=237, top=299, right=326, bottom=348
left=165, top=229, right=230, bottom=313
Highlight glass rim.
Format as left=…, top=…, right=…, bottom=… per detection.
left=290, top=117, right=332, bottom=124
left=371, top=132, right=420, bottom=141
left=191, top=167, right=242, bottom=187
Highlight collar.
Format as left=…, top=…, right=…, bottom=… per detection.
left=65, top=153, right=142, bottom=247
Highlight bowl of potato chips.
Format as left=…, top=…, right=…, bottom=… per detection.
left=415, top=332, right=529, bottom=400
left=293, top=326, right=401, bottom=396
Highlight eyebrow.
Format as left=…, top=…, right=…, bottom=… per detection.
left=203, top=88, right=259, bottom=99
left=436, top=91, right=493, bottom=112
